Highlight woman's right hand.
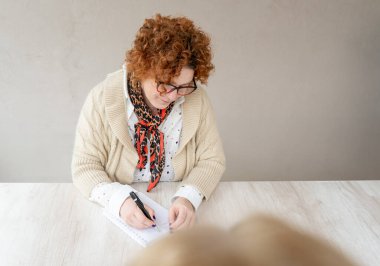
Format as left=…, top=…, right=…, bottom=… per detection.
left=119, top=197, right=156, bottom=229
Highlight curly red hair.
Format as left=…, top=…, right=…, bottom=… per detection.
left=125, top=14, right=214, bottom=87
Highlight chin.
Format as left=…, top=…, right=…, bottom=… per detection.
left=160, top=104, right=170, bottom=110
left=156, top=100, right=170, bottom=109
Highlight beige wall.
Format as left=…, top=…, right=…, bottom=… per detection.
left=1, top=0, right=379, bottom=182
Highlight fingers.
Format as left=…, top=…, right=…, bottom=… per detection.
left=121, top=201, right=155, bottom=229
left=176, top=210, right=197, bottom=230
left=169, top=196, right=197, bottom=231
left=144, top=204, right=156, bottom=221
left=128, top=213, right=154, bottom=229
left=170, top=206, right=188, bottom=230
left=134, top=207, right=155, bottom=228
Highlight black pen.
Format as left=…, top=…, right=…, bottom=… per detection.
left=129, top=191, right=158, bottom=229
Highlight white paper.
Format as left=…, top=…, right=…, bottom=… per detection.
left=103, top=191, right=170, bottom=247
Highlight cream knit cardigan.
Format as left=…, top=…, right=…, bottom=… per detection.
left=71, top=69, right=226, bottom=200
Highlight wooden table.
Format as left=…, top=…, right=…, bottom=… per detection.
left=0, top=181, right=379, bottom=265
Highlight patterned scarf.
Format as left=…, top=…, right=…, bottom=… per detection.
left=127, top=78, right=174, bottom=192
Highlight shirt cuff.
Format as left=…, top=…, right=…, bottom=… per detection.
left=107, top=184, right=137, bottom=218
left=89, top=182, right=122, bottom=208
left=172, top=185, right=204, bottom=210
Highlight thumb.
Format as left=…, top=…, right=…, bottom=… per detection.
left=169, top=206, right=178, bottom=225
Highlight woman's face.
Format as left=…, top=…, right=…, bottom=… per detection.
left=141, top=66, right=195, bottom=111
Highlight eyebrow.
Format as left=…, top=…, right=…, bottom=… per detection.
left=171, top=79, right=193, bottom=86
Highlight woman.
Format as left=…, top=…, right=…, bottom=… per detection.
left=71, top=14, right=225, bottom=231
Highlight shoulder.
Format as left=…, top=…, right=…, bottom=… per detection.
left=105, top=69, right=123, bottom=87
left=86, top=68, right=123, bottom=107
left=181, top=86, right=214, bottom=131
left=184, top=86, right=211, bottom=107
left=184, top=86, right=214, bottom=118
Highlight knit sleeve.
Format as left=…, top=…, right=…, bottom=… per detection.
left=71, top=81, right=112, bottom=198
left=180, top=89, right=226, bottom=200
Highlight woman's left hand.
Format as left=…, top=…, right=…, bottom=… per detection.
left=169, top=197, right=196, bottom=231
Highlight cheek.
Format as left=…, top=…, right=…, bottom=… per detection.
left=150, top=91, right=161, bottom=101
left=144, top=87, right=158, bottom=100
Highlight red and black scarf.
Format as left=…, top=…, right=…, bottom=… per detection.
left=127, top=78, right=174, bottom=192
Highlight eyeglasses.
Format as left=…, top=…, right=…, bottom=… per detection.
left=156, top=78, right=197, bottom=96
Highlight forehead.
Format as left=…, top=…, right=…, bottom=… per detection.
left=171, top=67, right=194, bottom=85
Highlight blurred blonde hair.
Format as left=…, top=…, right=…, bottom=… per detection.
left=129, top=214, right=358, bottom=266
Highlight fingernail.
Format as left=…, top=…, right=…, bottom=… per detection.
left=152, top=224, right=156, bottom=227
left=153, top=215, right=156, bottom=220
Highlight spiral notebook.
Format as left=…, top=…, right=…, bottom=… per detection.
left=103, top=192, right=170, bottom=247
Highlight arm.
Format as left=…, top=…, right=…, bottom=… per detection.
left=71, top=83, right=155, bottom=229
left=71, top=82, right=112, bottom=198
left=181, top=89, right=226, bottom=200
left=170, top=89, right=226, bottom=230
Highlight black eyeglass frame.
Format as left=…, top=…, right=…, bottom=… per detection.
left=156, top=77, right=197, bottom=96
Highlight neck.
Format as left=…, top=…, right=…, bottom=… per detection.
left=141, top=88, right=159, bottom=115
left=151, top=108, right=159, bottom=115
